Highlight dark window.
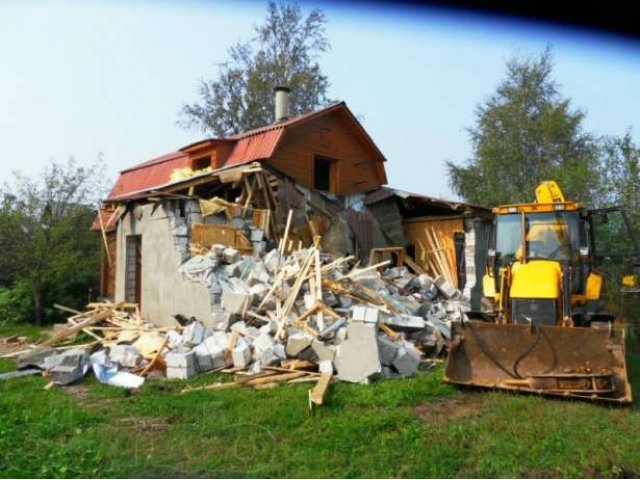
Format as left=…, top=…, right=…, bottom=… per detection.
left=314, top=156, right=334, bottom=191
left=192, top=156, right=211, bottom=171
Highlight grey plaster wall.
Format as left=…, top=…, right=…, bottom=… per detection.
left=115, top=202, right=211, bottom=327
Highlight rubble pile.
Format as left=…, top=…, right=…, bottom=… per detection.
left=3, top=244, right=470, bottom=406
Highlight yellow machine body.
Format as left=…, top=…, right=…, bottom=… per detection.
left=444, top=181, right=633, bottom=403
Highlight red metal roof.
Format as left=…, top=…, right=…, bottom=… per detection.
left=104, top=101, right=385, bottom=201
left=225, top=128, right=284, bottom=167
left=107, top=151, right=190, bottom=200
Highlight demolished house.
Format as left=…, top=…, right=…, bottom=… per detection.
left=5, top=93, right=493, bottom=399
left=93, top=97, right=489, bottom=327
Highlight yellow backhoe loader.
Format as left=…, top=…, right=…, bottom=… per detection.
left=444, top=181, right=635, bottom=403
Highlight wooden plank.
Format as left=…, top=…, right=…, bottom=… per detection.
left=36, top=309, right=114, bottom=349
left=139, top=337, right=169, bottom=376
left=278, top=209, right=293, bottom=254
left=308, top=373, right=332, bottom=408
left=191, top=223, right=252, bottom=252
left=98, top=209, right=112, bottom=266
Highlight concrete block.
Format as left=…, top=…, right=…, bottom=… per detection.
left=426, top=317, right=452, bottom=340
left=51, top=365, right=85, bottom=385
left=394, top=272, right=416, bottom=290
left=338, top=296, right=353, bottom=308
left=383, top=314, right=425, bottom=331
left=165, top=350, right=196, bottom=370
left=172, top=224, right=188, bottom=236
left=273, top=343, right=287, bottom=360
left=222, top=247, right=240, bottom=264
left=250, top=228, right=264, bottom=242
left=384, top=266, right=408, bottom=279
left=222, top=291, right=251, bottom=314
left=351, top=305, right=379, bottom=323
left=182, top=321, right=207, bottom=346
left=263, top=249, right=282, bottom=273
left=211, top=306, right=233, bottom=331
left=232, top=341, right=252, bottom=368
left=166, top=366, right=196, bottom=379
left=259, top=320, right=277, bottom=336
left=434, top=275, right=459, bottom=299
left=202, top=337, right=227, bottom=369
left=415, top=273, right=434, bottom=289
left=255, top=346, right=278, bottom=366
left=17, top=348, right=58, bottom=370
left=319, top=360, right=334, bottom=374
left=49, top=349, right=89, bottom=385
left=392, top=347, right=421, bottom=376
left=334, top=322, right=381, bottom=383
left=311, top=340, right=336, bottom=362
left=252, top=241, right=267, bottom=254
left=249, top=282, right=269, bottom=298
left=253, top=332, right=275, bottom=352
left=248, top=263, right=271, bottom=285
left=228, top=277, right=251, bottom=294
left=377, top=336, right=401, bottom=366
left=108, top=345, right=142, bottom=368
left=193, top=343, right=214, bottom=372
left=286, top=332, right=314, bottom=357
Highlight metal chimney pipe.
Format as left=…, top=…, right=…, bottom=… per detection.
left=274, top=86, right=290, bottom=122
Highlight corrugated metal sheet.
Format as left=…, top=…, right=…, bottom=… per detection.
left=107, top=151, right=190, bottom=200
left=225, top=128, right=285, bottom=167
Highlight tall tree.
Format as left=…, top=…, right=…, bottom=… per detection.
left=447, top=48, right=601, bottom=207
left=180, top=1, right=332, bottom=136
left=599, top=130, right=640, bottom=232
left=0, top=158, right=107, bottom=325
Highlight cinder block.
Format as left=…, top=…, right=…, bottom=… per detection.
left=182, top=321, right=206, bottom=346
left=166, top=366, right=196, bottom=379
left=222, top=291, right=251, bottom=314
left=232, top=341, right=252, bottom=368
left=108, top=345, right=142, bottom=368
left=434, top=275, right=459, bottom=299
left=377, top=336, right=401, bottom=366
left=250, top=228, right=264, bottom=242
left=286, top=332, right=313, bottom=357
left=392, top=347, right=421, bottom=376
left=165, top=350, right=196, bottom=370
left=352, top=305, right=379, bottom=323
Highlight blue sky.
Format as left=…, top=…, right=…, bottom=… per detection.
left=1, top=0, right=640, bottom=200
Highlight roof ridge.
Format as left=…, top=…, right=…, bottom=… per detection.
left=227, top=101, right=346, bottom=140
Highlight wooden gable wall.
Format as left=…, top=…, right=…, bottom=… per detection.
left=266, top=110, right=386, bottom=195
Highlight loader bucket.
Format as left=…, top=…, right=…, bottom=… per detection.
left=444, top=321, right=632, bottom=403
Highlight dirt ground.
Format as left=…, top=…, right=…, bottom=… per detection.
left=0, top=336, right=29, bottom=357
left=411, top=392, right=486, bottom=422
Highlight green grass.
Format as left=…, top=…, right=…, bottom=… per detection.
left=1, top=337, right=639, bottom=477
left=0, top=323, right=49, bottom=342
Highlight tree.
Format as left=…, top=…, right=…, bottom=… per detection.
left=0, top=158, right=107, bottom=325
left=180, top=1, right=332, bottom=136
left=598, top=130, right=640, bottom=233
left=447, top=48, right=601, bottom=207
